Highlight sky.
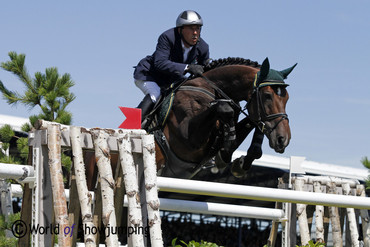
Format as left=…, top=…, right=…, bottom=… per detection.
left=0, top=1, right=369, bottom=170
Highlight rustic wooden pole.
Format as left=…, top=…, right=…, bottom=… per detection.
left=294, top=178, right=310, bottom=246
left=70, top=126, right=96, bottom=246
left=342, top=183, right=359, bottom=247
left=327, top=182, right=342, bottom=247
left=47, top=123, right=71, bottom=247
left=267, top=202, right=282, bottom=247
left=0, top=179, right=13, bottom=237
left=357, top=184, right=370, bottom=247
left=118, top=133, right=145, bottom=247
left=142, top=134, right=163, bottom=247
left=313, top=181, right=325, bottom=243
left=92, top=129, right=119, bottom=247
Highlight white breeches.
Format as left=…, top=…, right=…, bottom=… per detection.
left=135, top=79, right=161, bottom=103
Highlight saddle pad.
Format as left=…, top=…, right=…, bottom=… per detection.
left=158, top=89, right=176, bottom=127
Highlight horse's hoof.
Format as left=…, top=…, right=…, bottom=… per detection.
left=215, top=151, right=228, bottom=169
left=231, top=156, right=247, bottom=178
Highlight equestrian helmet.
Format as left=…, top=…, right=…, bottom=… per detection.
left=176, top=10, right=203, bottom=27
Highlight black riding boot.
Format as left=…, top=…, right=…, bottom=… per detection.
left=137, top=94, right=155, bottom=119
left=137, top=94, right=155, bottom=129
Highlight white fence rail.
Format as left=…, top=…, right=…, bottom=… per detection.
left=157, top=177, right=370, bottom=210
left=0, top=163, right=34, bottom=183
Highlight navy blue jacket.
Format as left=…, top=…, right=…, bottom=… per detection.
left=133, top=28, right=209, bottom=88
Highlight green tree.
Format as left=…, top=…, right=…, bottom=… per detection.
left=361, top=157, right=370, bottom=190
left=0, top=124, right=22, bottom=164
left=0, top=51, right=75, bottom=169
left=0, top=51, right=75, bottom=129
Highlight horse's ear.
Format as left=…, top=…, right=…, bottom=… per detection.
left=280, top=63, right=298, bottom=79
left=258, top=57, right=270, bottom=83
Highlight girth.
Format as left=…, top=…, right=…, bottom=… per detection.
left=178, top=85, right=215, bottom=100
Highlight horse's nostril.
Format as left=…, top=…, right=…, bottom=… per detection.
left=277, top=136, right=285, bottom=146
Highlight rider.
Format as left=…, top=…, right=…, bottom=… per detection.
left=133, top=10, right=210, bottom=119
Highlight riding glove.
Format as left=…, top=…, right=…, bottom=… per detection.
left=185, top=64, right=204, bottom=77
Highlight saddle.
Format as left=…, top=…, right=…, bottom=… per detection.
left=143, top=77, right=218, bottom=131
left=142, top=82, right=177, bottom=132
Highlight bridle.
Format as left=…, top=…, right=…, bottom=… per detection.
left=248, top=80, right=289, bottom=135
left=198, top=74, right=289, bottom=136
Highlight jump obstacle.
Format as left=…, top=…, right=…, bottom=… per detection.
left=0, top=120, right=369, bottom=246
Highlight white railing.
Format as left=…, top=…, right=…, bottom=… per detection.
left=156, top=177, right=370, bottom=209
left=0, top=163, right=35, bottom=183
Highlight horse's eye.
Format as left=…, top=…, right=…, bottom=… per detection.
left=264, top=93, right=273, bottom=101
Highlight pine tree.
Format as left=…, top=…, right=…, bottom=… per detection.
left=361, top=157, right=370, bottom=190
left=0, top=51, right=75, bottom=128
left=0, top=124, right=22, bottom=164
left=0, top=51, right=75, bottom=167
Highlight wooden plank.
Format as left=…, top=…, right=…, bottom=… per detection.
left=47, top=123, right=70, bottom=247
left=38, top=129, right=143, bottom=153
left=36, top=129, right=54, bottom=246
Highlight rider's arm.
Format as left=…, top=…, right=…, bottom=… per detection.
left=152, top=30, right=187, bottom=76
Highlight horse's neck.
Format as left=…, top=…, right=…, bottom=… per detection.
left=205, top=65, right=258, bottom=102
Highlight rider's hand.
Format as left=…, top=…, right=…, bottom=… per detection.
left=185, top=64, right=204, bottom=77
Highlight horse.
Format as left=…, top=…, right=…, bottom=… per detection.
left=79, top=57, right=296, bottom=245
left=150, top=57, right=297, bottom=179
left=83, top=57, right=296, bottom=188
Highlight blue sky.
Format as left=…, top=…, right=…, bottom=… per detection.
left=1, top=1, right=369, bottom=169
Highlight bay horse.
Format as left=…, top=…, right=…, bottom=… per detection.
left=83, top=57, right=297, bottom=189
left=79, top=57, right=296, bottom=245
left=150, top=57, right=297, bottom=179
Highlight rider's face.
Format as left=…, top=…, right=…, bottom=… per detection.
left=181, top=25, right=201, bottom=47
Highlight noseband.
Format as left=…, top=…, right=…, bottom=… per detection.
left=249, top=81, right=289, bottom=135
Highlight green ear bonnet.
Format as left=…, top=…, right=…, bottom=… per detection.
left=254, top=58, right=297, bottom=88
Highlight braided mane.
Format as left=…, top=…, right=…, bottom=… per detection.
left=204, top=57, right=260, bottom=72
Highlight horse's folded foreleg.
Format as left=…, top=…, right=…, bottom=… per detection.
left=215, top=116, right=253, bottom=168
left=248, top=128, right=264, bottom=158
left=200, top=99, right=238, bottom=169
left=215, top=120, right=236, bottom=168
left=231, top=128, right=264, bottom=178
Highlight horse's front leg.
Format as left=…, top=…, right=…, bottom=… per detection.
left=231, top=128, right=264, bottom=178
left=184, top=99, right=237, bottom=163
left=215, top=116, right=254, bottom=168
left=187, top=99, right=235, bottom=147
left=214, top=115, right=265, bottom=178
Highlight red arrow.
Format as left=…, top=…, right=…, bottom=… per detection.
left=118, top=107, right=142, bottom=129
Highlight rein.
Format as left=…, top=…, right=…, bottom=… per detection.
left=199, top=75, right=248, bottom=116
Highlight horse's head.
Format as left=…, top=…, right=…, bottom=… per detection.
left=247, top=58, right=297, bottom=153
